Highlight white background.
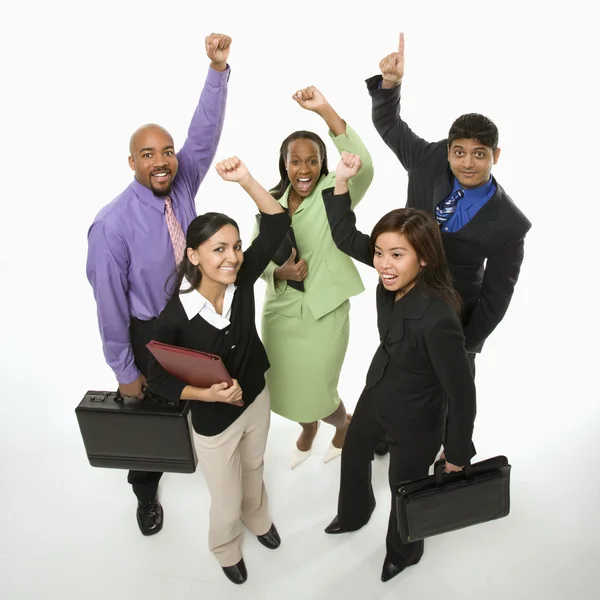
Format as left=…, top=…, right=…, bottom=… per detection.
left=1, top=1, right=598, bottom=599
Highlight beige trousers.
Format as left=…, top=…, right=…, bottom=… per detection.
left=193, top=386, right=272, bottom=567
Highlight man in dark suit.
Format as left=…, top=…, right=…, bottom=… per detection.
left=367, top=33, right=531, bottom=456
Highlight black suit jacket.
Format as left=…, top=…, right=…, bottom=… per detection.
left=323, top=188, right=476, bottom=465
left=367, top=75, right=532, bottom=353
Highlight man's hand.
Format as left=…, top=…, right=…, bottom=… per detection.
left=205, top=33, right=231, bottom=71
left=379, top=32, right=405, bottom=89
left=292, top=86, right=330, bottom=115
left=275, top=248, right=308, bottom=282
left=119, top=375, right=147, bottom=399
left=215, top=156, right=251, bottom=185
left=208, top=379, right=243, bottom=405
left=335, top=152, right=362, bottom=184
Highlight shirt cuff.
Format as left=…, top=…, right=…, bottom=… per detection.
left=116, top=363, right=142, bottom=386
left=207, top=63, right=231, bottom=85
left=264, top=262, right=288, bottom=295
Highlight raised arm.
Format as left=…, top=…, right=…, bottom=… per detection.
left=367, top=32, right=439, bottom=171
left=86, top=221, right=142, bottom=395
left=176, top=33, right=232, bottom=197
left=292, top=85, right=346, bottom=136
left=321, top=153, right=373, bottom=267
left=215, top=157, right=291, bottom=282
left=293, top=86, right=374, bottom=207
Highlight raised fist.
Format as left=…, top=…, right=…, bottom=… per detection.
left=205, top=33, right=232, bottom=70
left=335, top=152, right=362, bottom=184
left=292, top=86, right=330, bottom=114
left=215, top=156, right=251, bottom=185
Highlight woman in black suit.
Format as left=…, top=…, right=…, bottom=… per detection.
left=321, top=152, right=476, bottom=583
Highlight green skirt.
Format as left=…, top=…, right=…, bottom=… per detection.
left=262, top=300, right=350, bottom=423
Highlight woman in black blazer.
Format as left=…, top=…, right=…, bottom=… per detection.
left=147, top=157, right=291, bottom=586
left=321, top=152, right=476, bottom=583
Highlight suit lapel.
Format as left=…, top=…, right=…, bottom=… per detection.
left=456, top=177, right=503, bottom=238
left=469, top=194, right=500, bottom=235
left=431, top=171, right=454, bottom=213
left=388, top=284, right=430, bottom=342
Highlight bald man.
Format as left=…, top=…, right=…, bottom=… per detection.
left=86, top=33, right=232, bottom=536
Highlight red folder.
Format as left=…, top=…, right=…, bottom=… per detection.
left=146, top=340, right=243, bottom=406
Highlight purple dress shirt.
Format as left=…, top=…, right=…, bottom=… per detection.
left=86, top=65, right=229, bottom=384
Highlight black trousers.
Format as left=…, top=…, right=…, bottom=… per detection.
left=336, top=389, right=443, bottom=567
left=125, top=317, right=163, bottom=503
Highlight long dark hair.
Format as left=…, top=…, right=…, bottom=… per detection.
left=370, top=208, right=462, bottom=314
left=270, top=130, right=329, bottom=200
left=165, top=212, right=240, bottom=298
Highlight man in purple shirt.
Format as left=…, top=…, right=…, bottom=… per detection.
left=86, top=33, right=232, bottom=536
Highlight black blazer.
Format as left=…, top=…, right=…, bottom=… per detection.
left=323, top=188, right=476, bottom=465
left=367, top=75, right=532, bottom=353
left=147, top=211, right=291, bottom=436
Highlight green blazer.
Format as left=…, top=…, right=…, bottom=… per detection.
left=259, top=125, right=374, bottom=320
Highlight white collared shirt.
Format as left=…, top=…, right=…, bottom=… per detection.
left=178, top=277, right=237, bottom=330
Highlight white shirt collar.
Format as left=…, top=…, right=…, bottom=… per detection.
left=179, top=276, right=236, bottom=323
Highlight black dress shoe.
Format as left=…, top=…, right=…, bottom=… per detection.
left=374, top=440, right=390, bottom=456
left=222, top=558, right=247, bottom=585
left=136, top=499, right=163, bottom=536
left=257, top=524, right=281, bottom=549
left=381, top=555, right=421, bottom=582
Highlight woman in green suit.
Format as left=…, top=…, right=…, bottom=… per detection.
left=258, top=86, right=374, bottom=468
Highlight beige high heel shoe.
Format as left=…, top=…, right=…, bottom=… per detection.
left=324, top=413, right=352, bottom=464
left=291, top=422, right=320, bottom=469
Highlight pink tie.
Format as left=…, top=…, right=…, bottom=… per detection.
left=164, top=197, right=186, bottom=265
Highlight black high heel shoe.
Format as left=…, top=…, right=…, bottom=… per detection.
left=324, top=516, right=347, bottom=534
left=381, top=554, right=421, bottom=582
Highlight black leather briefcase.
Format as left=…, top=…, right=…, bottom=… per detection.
left=395, top=456, right=511, bottom=543
left=75, top=389, right=197, bottom=474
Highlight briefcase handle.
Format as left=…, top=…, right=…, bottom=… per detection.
left=434, top=459, right=473, bottom=485
left=114, top=386, right=177, bottom=407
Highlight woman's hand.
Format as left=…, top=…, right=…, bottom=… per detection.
left=207, top=379, right=243, bottom=404
left=215, top=156, right=251, bottom=186
left=333, top=152, right=362, bottom=195
left=218, top=157, right=284, bottom=215
left=274, top=248, right=308, bottom=282
left=293, top=85, right=346, bottom=136
left=292, top=86, right=330, bottom=114
left=336, top=152, right=362, bottom=184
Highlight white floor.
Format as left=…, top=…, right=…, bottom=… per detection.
left=2, top=389, right=599, bottom=600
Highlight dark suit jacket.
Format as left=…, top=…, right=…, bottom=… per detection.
left=323, top=188, right=476, bottom=466
left=367, top=75, right=532, bottom=353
